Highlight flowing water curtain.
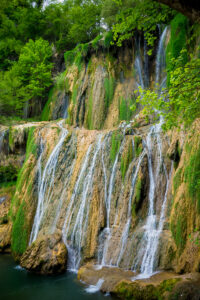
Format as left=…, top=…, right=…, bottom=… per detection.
left=29, top=121, right=68, bottom=244
left=62, top=134, right=104, bottom=270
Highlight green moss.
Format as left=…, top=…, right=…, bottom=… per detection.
left=104, top=76, right=115, bottom=111
left=55, top=71, right=66, bottom=91
left=119, top=97, right=135, bottom=122
left=104, top=31, right=113, bottom=48
left=121, top=140, right=134, bottom=181
left=91, top=34, right=102, bottom=50
left=132, top=177, right=142, bottom=218
left=72, top=84, right=78, bottom=104
left=171, top=214, right=187, bottom=252
left=11, top=201, right=28, bottom=257
left=64, top=43, right=89, bottom=71
left=41, top=87, right=55, bottom=121
left=8, top=127, right=14, bottom=150
left=134, top=136, right=143, bottom=157
left=184, top=145, right=200, bottom=212
left=110, top=131, right=123, bottom=164
left=173, top=168, right=182, bottom=195
left=115, top=281, right=158, bottom=300
left=158, top=278, right=181, bottom=295
left=10, top=127, right=36, bottom=217
left=86, top=95, right=93, bottom=130
left=166, top=13, right=188, bottom=85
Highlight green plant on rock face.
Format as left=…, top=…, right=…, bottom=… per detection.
left=110, top=132, right=123, bottom=164
left=134, top=136, right=142, bottom=157
left=11, top=201, right=28, bottom=256
left=104, top=76, right=115, bottom=111
left=55, top=71, right=66, bottom=91
left=72, top=84, right=78, bottom=105
left=41, top=88, right=55, bottom=121
left=171, top=214, right=187, bottom=252
left=189, top=228, right=200, bottom=246
left=86, top=95, right=93, bottom=130
left=119, top=97, right=134, bottom=122
left=184, top=145, right=200, bottom=213
left=121, top=140, right=134, bottom=181
left=173, top=168, right=182, bottom=195
left=104, top=31, right=113, bottom=48
left=166, top=13, right=188, bottom=85
left=91, top=34, right=102, bottom=50
left=64, top=43, right=89, bottom=71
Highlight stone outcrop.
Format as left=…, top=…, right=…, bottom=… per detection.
left=78, top=264, right=200, bottom=299
left=20, top=232, right=67, bottom=275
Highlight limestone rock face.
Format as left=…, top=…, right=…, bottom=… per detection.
left=20, top=232, right=67, bottom=275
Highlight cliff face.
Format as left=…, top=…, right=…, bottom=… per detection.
left=0, top=116, right=199, bottom=274
left=0, top=21, right=200, bottom=299
left=41, top=37, right=155, bottom=130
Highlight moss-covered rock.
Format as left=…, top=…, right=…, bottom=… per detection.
left=20, top=232, right=67, bottom=275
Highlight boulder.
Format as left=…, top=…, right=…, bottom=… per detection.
left=20, top=232, right=67, bottom=275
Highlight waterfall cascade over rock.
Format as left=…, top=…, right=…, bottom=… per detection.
left=0, top=24, right=200, bottom=299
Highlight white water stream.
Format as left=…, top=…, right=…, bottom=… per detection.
left=29, top=121, right=68, bottom=244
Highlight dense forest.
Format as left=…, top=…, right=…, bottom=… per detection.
left=0, top=0, right=199, bottom=129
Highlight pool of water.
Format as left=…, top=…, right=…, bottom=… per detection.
left=0, top=255, right=114, bottom=300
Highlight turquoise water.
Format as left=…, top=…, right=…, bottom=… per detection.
left=0, top=255, right=114, bottom=300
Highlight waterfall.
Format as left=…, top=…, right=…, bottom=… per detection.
left=29, top=121, right=68, bottom=244
left=131, top=26, right=171, bottom=278
left=116, top=148, right=146, bottom=266
left=0, top=130, right=5, bottom=152
left=155, top=26, right=168, bottom=85
left=100, top=139, right=124, bottom=266
left=62, top=135, right=103, bottom=271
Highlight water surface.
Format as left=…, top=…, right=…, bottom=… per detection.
left=0, top=255, right=114, bottom=300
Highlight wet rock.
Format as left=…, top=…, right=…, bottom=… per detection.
left=78, top=263, right=135, bottom=292
left=20, top=232, right=67, bottom=275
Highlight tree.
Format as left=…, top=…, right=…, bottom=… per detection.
left=0, top=38, right=53, bottom=116
left=111, top=0, right=174, bottom=52
left=135, top=49, right=200, bottom=129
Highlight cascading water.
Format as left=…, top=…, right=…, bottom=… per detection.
left=0, top=130, right=5, bottom=152
left=131, top=26, right=172, bottom=278
left=62, top=135, right=103, bottom=271
left=25, top=26, right=173, bottom=277
left=116, top=147, right=146, bottom=267
left=100, top=139, right=124, bottom=266
left=29, top=120, right=68, bottom=244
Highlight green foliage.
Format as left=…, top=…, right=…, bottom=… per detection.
left=64, top=43, right=89, bottom=71
left=110, top=131, right=123, bottom=164
left=91, top=34, right=103, bottom=50
left=119, top=97, right=134, bottom=121
left=134, top=136, right=142, bottom=157
left=166, top=13, right=188, bottom=85
left=184, top=146, right=200, bottom=213
left=11, top=201, right=28, bottom=256
left=104, top=76, right=115, bottom=110
left=121, top=140, right=134, bottom=181
left=104, top=31, right=113, bottom=48
left=0, top=38, right=53, bottom=117
left=41, top=88, right=55, bottom=121
left=136, top=50, right=200, bottom=129
left=112, top=0, right=174, bottom=53
left=0, top=165, right=19, bottom=185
